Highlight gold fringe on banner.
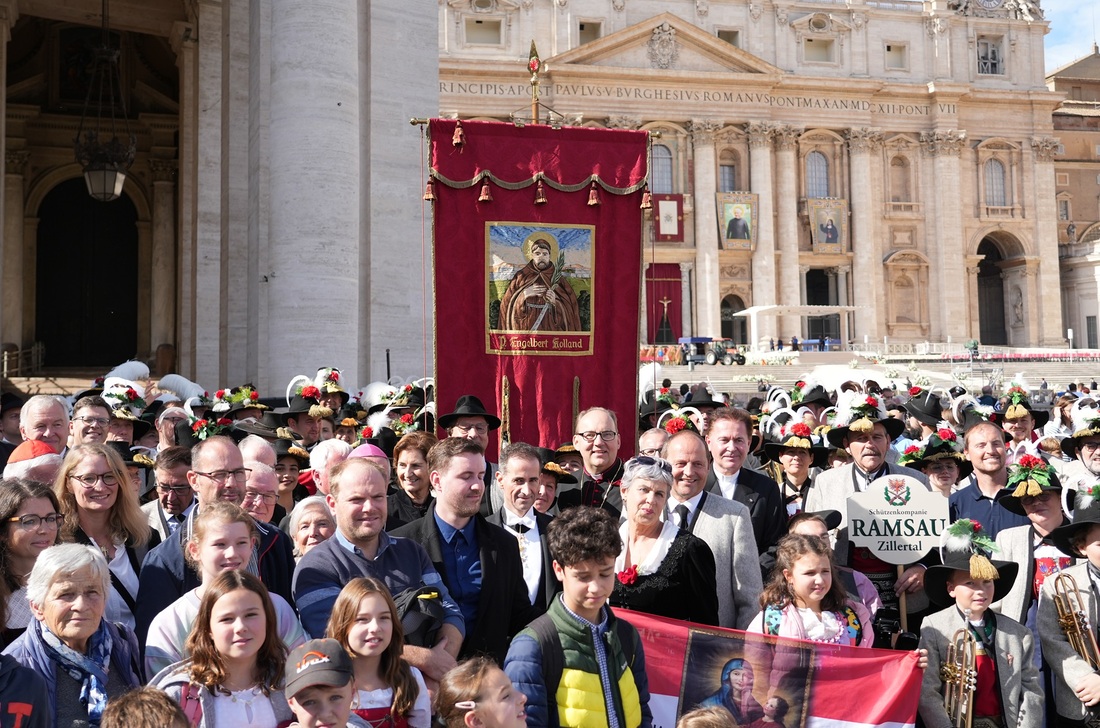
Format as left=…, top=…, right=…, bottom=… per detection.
left=500, top=375, right=511, bottom=446
left=573, top=376, right=580, bottom=431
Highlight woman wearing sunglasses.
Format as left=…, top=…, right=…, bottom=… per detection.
left=608, top=456, right=719, bottom=625
left=0, top=478, right=61, bottom=647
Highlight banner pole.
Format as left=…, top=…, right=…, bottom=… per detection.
left=897, top=564, right=908, bottom=633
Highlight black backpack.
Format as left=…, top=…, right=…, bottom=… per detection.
left=527, top=613, right=637, bottom=698
left=393, top=585, right=446, bottom=648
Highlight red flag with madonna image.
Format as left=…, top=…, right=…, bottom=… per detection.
left=428, top=119, right=648, bottom=457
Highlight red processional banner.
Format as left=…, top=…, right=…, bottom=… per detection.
left=429, top=119, right=648, bottom=455
left=616, top=609, right=922, bottom=728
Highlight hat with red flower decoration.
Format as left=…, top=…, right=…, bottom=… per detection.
left=906, top=430, right=972, bottom=480
left=313, top=367, right=350, bottom=406
left=903, top=386, right=945, bottom=427
left=924, top=518, right=1017, bottom=606
left=992, top=386, right=1049, bottom=429
left=209, top=384, right=270, bottom=418
left=1049, top=484, right=1100, bottom=557
left=658, top=407, right=700, bottom=436
left=995, top=454, right=1065, bottom=516
left=825, top=389, right=904, bottom=448
left=792, top=380, right=831, bottom=409
left=762, top=421, right=829, bottom=468
left=281, top=376, right=335, bottom=424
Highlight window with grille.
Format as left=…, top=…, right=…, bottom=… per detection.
left=806, top=151, right=830, bottom=198
left=651, top=144, right=673, bottom=194
left=1059, top=199, right=1070, bottom=221
left=984, top=158, right=1007, bottom=206
left=977, top=37, right=1003, bottom=75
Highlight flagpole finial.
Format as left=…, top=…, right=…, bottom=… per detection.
left=528, top=41, right=543, bottom=124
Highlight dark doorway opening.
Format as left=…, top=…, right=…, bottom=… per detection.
left=977, top=239, right=1007, bottom=345
left=720, top=295, right=747, bottom=345
left=805, top=268, right=839, bottom=343
left=36, top=178, right=138, bottom=367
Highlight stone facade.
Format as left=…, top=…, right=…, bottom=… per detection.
left=440, top=0, right=1063, bottom=347
left=0, top=0, right=437, bottom=390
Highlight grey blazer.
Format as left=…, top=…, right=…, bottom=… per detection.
left=679, top=491, right=762, bottom=630
left=141, top=499, right=172, bottom=543
left=992, top=524, right=1076, bottom=625
left=919, top=606, right=1043, bottom=728
left=1038, top=561, right=1100, bottom=722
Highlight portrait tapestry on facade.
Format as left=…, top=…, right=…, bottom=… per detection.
left=808, top=198, right=848, bottom=254
left=717, top=193, right=758, bottom=251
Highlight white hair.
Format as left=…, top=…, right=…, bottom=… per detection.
left=26, top=543, right=110, bottom=608
left=288, top=495, right=333, bottom=536
left=19, top=395, right=69, bottom=431
left=309, top=438, right=353, bottom=474
left=245, top=460, right=277, bottom=480
left=620, top=457, right=674, bottom=492
left=238, top=435, right=276, bottom=466
left=3, top=453, right=63, bottom=480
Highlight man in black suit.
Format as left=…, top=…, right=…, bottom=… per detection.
left=394, top=437, right=535, bottom=664
left=704, top=407, right=785, bottom=576
left=556, top=406, right=625, bottom=516
left=725, top=206, right=751, bottom=241
left=485, top=442, right=559, bottom=615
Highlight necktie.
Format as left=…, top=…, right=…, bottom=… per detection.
left=674, top=504, right=691, bottom=531
left=510, top=523, right=531, bottom=534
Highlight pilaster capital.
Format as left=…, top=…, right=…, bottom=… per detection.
left=150, top=159, right=178, bottom=183
left=695, top=0, right=708, bottom=17
left=919, top=129, right=966, bottom=157
left=5, top=150, right=28, bottom=176
left=745, top=122, right=772, bottom=149
left=846, top=127, right=883, bottom=154
left=748, top=2, right=763, bottom=21
left=607, top=115, right=641, bottom=130
left=773, top=125, right=803, bottom=151
left=689, top=119, right=723, bottom=145
left=679, top=261, right=695, bottom=275
left=1030, top=136, right=1059, bottom=162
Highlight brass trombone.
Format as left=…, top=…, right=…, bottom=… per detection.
left=940, top=618, right=978, bottom=728
left=1053, top=572, right=1100, bottom=669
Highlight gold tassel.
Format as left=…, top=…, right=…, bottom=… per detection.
left=785, top=437, right=811, bottom=449
left=534, top=179, right=547, bottom=205
left=1026, top=479, right=1043, bottom=496
left=587, top=181, right=600, bottom=206
left=640, top=185, right=652, bottom=209
left=969, top=553, right=1000, bottom=581
left=478, top=179, right=493, bottom=203
left=1004, top=403, right=1028, bottom=419
left=573, top=376, right=580, bottom=432
left=849, top=417, right=874, bottom=433
left=423, top=179, right=435, bottom=201
left=500, top=375, right=510, bottom=446
left=308, top=405, right=334, bottom=419
left=452, top=121, right=465, bottom=147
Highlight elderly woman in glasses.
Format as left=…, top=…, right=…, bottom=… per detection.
left=52, top=443, right=159, bottom=632
left=608, top=456, right=719, bottom=625
left=2, top=543, right=143, bottom=727
left=0, top=479, right=61, bottom=648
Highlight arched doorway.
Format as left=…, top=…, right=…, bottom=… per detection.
left=721, top=295, right=747, bottom=345
left=36, top=179, right=138, bottom=367
left=977, top=238, right=1007, bottom=345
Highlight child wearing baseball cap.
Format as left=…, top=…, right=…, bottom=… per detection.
left=284, top=638, right=370, bottom=728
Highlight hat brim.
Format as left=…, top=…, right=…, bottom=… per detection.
left=994, top=481, right=1067, bottom=517
left=806, top=509, right=842, bottom=531
left=924, top=560, right=1019, bottom=607
left=825, top=417, right=905, bottom=449
left=909, top=455, right=973, bottom=482
left=437, top=412, right=501, bottom=430
left=233, top=420, right=281, bottom=439
left=761, top=442, right=829, bottom=469
left=1050, top=517, right=1100, bottom=558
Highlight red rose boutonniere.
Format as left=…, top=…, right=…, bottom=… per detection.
left=617, top=565, right=638, bottom=586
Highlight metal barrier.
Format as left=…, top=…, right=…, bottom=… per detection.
left=1, top=343, right=44, bottom=378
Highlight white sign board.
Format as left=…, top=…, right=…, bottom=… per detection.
left=847, top=475, right=949, bottom=565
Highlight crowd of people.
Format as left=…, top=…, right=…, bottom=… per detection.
left=0, top=361, right=1098, bottom=727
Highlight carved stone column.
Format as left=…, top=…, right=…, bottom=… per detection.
left=170, top=20, right=197, bottom=376
left=639, top=264, right=648, bottom=343
left=690, top=119, right=722, bottom=337
left=747, top=122, right=776, bottom=344
left=1030, top=137, right=1064, bottom=346
left=150, top=160, right=177, bottom=357
left=920, top=130, right=967, bottom=342
left=0, top=4, right=16, bottom=348
left=679, top=261, right=694, bottom=337
left=774, top=125, right=802, bottom=338
left=965, top=258, right=982, bottom=341
left=847, top=127, right=883, bottom=340
left=2, top=150, right=26, bottom=347
left=269, top=0, right=362, bottom=387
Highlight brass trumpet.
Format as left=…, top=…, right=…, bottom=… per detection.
left=940, top=622, right=978, bottom=728
left=1053, top=572, right=1100, bottom=670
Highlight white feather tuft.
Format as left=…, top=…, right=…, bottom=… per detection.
left=156, top=374, right=207, bottom=402
left=103, top=378, right=145, bottom=399
left=105, top=360, right=150, bottom=383
left=638, top=363, right=663, bottom=404
left=942, top=530, right=975, bottom=555
left=360, top=382, right=396, bottom=410
left=366, top=412, right=391, bottom=433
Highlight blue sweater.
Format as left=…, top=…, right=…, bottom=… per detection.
left=292, top=530, right=466, bottom=639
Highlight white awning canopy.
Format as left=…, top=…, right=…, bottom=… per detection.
left=730, top=305, right=860, bottom=351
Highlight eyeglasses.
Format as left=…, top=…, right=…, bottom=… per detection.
left=192, top=468, right=251, bottom=484
left=69, top=473, right=119, bottom=488
left=638, top=448, right=662, bottom=457
left=7, top=513, right=60, bottom=530
left=577, top=430, right=618, bottom=443
left=453, top=423, right=489, bottom=436
left=73, top=416, right=110, bottom=427
left=628, top=455, right=672, bottom=473
left=242, top=490, right=277, bottom=504
left=156, top=482, right=193, bottom=495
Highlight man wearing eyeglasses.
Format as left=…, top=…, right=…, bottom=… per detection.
left=141, top=445, right=195, bottom=541
left=68, top=395, right=111, bottom=447
left=557, top=407, right=626, bottom=517
left=242, top=462, right=282, bottom=525
left=134, top=435, right=296, bottom=642
left=154, top=406, right=190, bottom=452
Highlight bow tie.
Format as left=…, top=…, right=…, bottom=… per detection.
left=510, top=524, right=531, bottom=534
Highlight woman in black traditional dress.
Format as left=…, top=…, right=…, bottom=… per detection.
left=609, top=456, right=719, bottom=625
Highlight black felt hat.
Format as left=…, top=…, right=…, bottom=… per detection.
left=273, top=438, right=311, bottom=466
left=924, top=519, right=1019, bottom=607
left=437, top=395, right=501, bottom=430
left=904, top=388, right=944, bottom=427
left=1049, top=485, right=1100, bottom=558
left=992, top=387, right=1049, bottom=429
left=907, top=434, right=973, bottom=482
left=761, top=422, right=829, bottom=469
left=825, top=392, right=905, bottom=449
left=995, top=457, right=1065, bottom=517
